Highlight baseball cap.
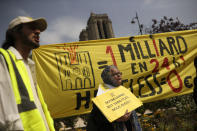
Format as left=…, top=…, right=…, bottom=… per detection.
left=8, top=16, right=47, bottom=32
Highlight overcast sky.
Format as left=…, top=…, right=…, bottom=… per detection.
left=0, top=0, right=196, bottom=46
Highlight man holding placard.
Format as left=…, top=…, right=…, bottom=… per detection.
left=87, top=65, right=142, bottom=131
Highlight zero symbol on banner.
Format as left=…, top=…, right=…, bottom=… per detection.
left=167, top=70, right=183, bottom=93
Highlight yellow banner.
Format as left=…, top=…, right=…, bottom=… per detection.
left=92, top=85, right=143, bottom=122
left=32, top=30, right=197, bottom=118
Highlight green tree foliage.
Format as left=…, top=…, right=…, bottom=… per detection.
left=145, top=16, right=197, bottom=34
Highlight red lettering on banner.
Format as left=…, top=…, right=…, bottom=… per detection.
left=151, top=57, right=170, bottom=73
left=161, top=57, right=170, bottom=70
left=150, top=59, right=159, bottom=73
left=152, top=39, right=159, bottom=56
left=106, top=46, right=117, bottom=66
left=180, top=55, right=185, bottom=64
left=167, top=70, right=183, bottom=93
left=150, top=57, right=183, bottom=93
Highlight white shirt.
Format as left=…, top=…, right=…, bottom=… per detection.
left=96, top=83, right=115, bottom=96
left=0, top=47, right=49, bottom=131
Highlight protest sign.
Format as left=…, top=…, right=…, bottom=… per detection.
left=92, top=85, right=143, bottom=122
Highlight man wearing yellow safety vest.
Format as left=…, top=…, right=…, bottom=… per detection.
left=0, top=16, right=55, bottom=131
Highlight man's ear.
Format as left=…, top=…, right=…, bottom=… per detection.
left=12, top=32, right=20, bottom=43
left=13, top=24, right=24, bottom=39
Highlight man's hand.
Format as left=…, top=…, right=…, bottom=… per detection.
left=116, top=110, right=131, bottom=122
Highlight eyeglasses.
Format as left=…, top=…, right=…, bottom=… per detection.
left=112, top=72, right=122, bottom=76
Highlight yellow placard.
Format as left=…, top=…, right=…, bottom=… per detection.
left=32, top=30, right=197, bottom=118
left=92, top=86, right=143, bottom=122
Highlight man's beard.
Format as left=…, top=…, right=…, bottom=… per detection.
left=20, top=33, right=39, bottom=49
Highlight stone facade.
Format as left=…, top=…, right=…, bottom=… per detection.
left=79, top=12, right=115, bottom=41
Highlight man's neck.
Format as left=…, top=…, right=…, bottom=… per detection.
left=15, top=43, right=31, bottom=60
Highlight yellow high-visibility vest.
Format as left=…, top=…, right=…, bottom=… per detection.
left=0, top=48, right=55, bottom=131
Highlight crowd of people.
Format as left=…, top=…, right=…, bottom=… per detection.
left=0, top=16, right=196, bottom=131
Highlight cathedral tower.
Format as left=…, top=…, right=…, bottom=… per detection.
left=79, top=12, right=115, bottom=41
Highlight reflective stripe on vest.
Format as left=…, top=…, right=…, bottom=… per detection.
left=7, top=51, right=37, bottom=113
left=0, top=49, right=48, bottom=131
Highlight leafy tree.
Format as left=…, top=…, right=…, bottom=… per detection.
left=145, top=16, right=197, bottom=34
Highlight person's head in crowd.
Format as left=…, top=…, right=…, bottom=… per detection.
left=2, top=16, right=47, bottom=50
left=101, top=65, right=122, bottom=87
